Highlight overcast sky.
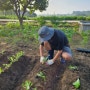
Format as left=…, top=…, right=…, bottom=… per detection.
left=35, top=0, right=90, bottom=15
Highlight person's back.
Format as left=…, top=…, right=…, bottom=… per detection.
left=48, top=29, right=69, bottom=50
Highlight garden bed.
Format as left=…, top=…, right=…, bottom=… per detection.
left=0, top=44, right=90, bottom=90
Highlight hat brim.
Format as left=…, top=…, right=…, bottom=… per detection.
left=38, top=27, right=54, bottom=43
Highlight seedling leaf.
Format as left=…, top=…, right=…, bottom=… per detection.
left=69, top=65, right=78, bottom=70
left=36, top=71, right=46, bottom=81
left=22, top=80, right=33, bottom=90
left=43, top=57, right=48, bottom=62
left=73, top=78, right=80, bottom=89
left=0, top=67, right=4, bottom=74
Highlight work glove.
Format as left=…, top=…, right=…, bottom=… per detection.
left=40, top=56, right=45, bottom=64
left=46, top=59, right=54, bottom=65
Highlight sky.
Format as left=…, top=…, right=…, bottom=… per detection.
left=35, top=0, right=90, bottom=15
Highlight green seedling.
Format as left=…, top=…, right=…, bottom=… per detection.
left=0, top=49, right=5, bottom=54
left=69, top=65, right=78, bottom=70
left=73, top=78, right=80, bottom=89
left=8, top=51, right=24, bottom=63
left=22, top=80, right=33, bottom=90
left=2, top=51, right=24, bottom=71
left=41, top=57, right=48, bottom=64
left=43, top=57, right=48, bottom=62
left=3, top=63, right=12, bottom=69
left=0, top=67, right=4, bottom=74
left=36, top=71, right=46, bottom=81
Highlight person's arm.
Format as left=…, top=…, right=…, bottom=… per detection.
left=53, top=50, right=62, bottom=62
left=39, top=44, right=46, bottom=64
left=39, top=44, right=44, bottom=56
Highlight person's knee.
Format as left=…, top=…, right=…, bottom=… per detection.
left=62, top=52, right=72, bottom=60
left=47, top=50, right=54, bottom=59
left=67, top=55, right=72, bottom=60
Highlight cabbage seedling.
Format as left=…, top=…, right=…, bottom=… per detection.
left=3, top=63, right=12, bottom=69
left=41, top=57, right=48, bottom=64
left=0, top=67, right=4, bottom=74
left=0, top=49, right=5, bottom=54
left=73, top=78, right=80, bottom=89
left=69, top=65, right=78, bottom=70
left=22, top=80, right=33, bottom=90
left=8, top=51, right=24, bottom=63
left=36, top=71, right=46, bottom=81
left=43, top=57, right=48, bottom=62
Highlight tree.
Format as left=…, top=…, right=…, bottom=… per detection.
left=0, top=0, right=12, bottom=10
left=0, top=0, right=49, bottom=26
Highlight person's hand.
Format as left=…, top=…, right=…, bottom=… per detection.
left=40, top=56, right=45, bottom=64
left=46, top=59, right=54, bottom=65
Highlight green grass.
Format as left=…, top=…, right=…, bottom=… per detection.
left=0, top=22, right=40, bottom=45
left=0, top=22, right=89, bottom=49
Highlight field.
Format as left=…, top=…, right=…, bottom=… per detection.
left=0, top=21, right=90, bottom=90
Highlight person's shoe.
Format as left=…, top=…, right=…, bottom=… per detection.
left=60, top=58, right=66, bottom=64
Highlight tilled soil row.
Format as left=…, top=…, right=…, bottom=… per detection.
left=0, top=50, right=90, bottom=90
left=0, top=53, right=38, bottom=90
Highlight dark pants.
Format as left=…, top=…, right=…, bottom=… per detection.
left=47, top=46, right=72, bottom=60
left=47, top=50, right=54, bottom=60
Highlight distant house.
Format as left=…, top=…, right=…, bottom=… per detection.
left=79, top=21, right=90, bottom=31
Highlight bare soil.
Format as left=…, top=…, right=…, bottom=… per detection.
left=0, top=39, right=90, bottom=90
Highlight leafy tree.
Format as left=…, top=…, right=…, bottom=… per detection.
left=0, top=0, right=48, bottom=26
left=0, top=0, right=12, bottom=10
left=0, top=0, right=12, bottom=15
